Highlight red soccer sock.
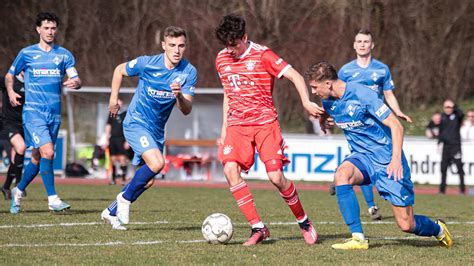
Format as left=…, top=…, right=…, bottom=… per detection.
left=230, top=181, right=261, bottom=226
left=280, top=181, right=306, bottom=222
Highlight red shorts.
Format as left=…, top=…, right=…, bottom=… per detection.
left=222, top=120, right=289, bottom=171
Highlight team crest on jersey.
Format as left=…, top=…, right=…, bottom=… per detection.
left=246, top=61, right=255, bottom=71
left=223, top=145, right=233, bottom=155
left=347, top=105, right=355, bottom=116
left=53, top=56, right=61, bottom=65
left=371, top=72, right=378, bottom=81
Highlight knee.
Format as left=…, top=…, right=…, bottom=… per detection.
left=40, top=148, right=55, bottom=160
left=397, top=219, right=414, bottom=233
left=223, top=163, right=242, bottom=186
left=268, top=171, right=286, bottom=188
left=147, top=157, right=164, bottom=173
left=334, top=170, right=351, bottom=186
left=16, top=144, right=26, bottom=155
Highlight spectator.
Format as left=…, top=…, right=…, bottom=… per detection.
left=425, top=112, right=442, bottom=139
left=438, top=99, right=465, bottom=194
left=460, top=109, right=474, bottom=141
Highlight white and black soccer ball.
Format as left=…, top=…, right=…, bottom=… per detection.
left=201, top=213, right=234, bottom=244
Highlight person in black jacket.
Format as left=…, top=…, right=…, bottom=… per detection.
left=0, top=74, right=26, bottom=200
left=438, top=99, right=465, bottom=194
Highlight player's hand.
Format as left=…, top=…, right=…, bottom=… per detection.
left=303, top=101, right=325, bottom=117
left=387, top=158, right=403, bottom=182
left=319, top=115, right=335, bottom=134
left=8, top=91, right=22, bottom=107
left=123, top=141, right=130, bottom=150
left=170, top=82, right=182, bottom=96
left=63, top=78, right=81, bottom=90
left=108, top=100, right=120, bottom=118
left=397, top=112, right=413, bottom=123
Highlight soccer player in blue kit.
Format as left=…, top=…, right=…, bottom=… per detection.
left=6, top=12, right=81, bottom=213
left=306, top=61, right=453, bottom=250
left=334, top=29, right=413, bottom=220
left=101, top=26, right=197, bottom=230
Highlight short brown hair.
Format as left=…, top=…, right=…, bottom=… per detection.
left=163, top=26, right=186, bottom=39
left=355, top=28, right=374, bottom=41
left=305, top=61, right=338, bottom=82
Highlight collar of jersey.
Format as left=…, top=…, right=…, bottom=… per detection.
left=238, top=41, right=253, bottom=59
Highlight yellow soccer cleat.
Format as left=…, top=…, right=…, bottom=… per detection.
left=331, top=236, right=369, bottom=250
left=436, top=219, right=454, bottom=248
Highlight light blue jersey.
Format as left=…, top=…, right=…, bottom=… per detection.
left=324, top=82, right=414, bottom=206
left=8, top=44, right=78, bottom=118
left=8, top=44, right=78, bottom=147
left=338, top=59, right=394, bottom=100
left=123, top=54, right=197, bottom=164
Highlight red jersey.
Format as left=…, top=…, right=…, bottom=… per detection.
left=215, top=42, right=291, bottom=126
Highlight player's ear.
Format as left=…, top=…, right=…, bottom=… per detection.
left=370, top=42, right=375, bottom=50
left=242, top=34, right=248, bottom=43
left=161, top=41, right=166, bottom=51
left=36, top=26, right=41, bottom=34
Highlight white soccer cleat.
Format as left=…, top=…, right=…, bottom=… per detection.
left=116, top=192, right=131, bottom=225
left=368, top=206, right=382, bottom=220
left=10, top=187, right=23, bottom=214
left=101, top=208, right=127, bottom=230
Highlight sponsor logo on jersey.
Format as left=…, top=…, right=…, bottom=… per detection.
left=224, top=65, right=232, bottom=72
left=336, top=120, right=364, bottom=129
left=53, top=56, right=61, bottom=65
left=375, top=104, right=389, bottom=117
left=129, top=59, right=138, bottom=68
left=33, top=55, right=41, bottom=60
left=352, top=72, right=360, bottom=78
left=223, top=145, right=233, bottom=155
left=146, top=86, right=175, bottom=99
left=32, top=68, right=61, bottom=77
left=366, top=84, right=379, bottom=92
left=152, top=72, right=163, bottom=77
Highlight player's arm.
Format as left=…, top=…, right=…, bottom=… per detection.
left=171, top=82, right=193, bottom=115
left=5, top=73, right=22, bottom=107
left=382, top=113, right=404, bottom=181
left=283, top=68, right=324, bottom=117
left=109, top=63, right=129, bottom=117
left=383, top=90, right=412, bottom=123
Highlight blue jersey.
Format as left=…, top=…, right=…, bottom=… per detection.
left=8, top=44, right=78, bottom=118
left=124, top=54, right=197, bottom=137
left=338, top=59, right=394, bottom=100
left=323, top=82, right=394, bottom=165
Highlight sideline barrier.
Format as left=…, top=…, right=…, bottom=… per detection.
left=244, top=134, right=474, bottom=185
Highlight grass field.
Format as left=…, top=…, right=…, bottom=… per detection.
left=0, top=182, right=472, bottom=264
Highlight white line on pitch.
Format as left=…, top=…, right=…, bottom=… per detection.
left=0, top=235, right=464, bottom=248
left=0, top=220, right=472, bottom=229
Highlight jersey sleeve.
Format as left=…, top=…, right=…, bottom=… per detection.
left=362, top=89, right=392, bottom=122
left=64, top=50, right=79, bottom=79
left=8, top=49, right=26, bottom=76
left=125, top=56, right=147, bottom=77
left=106, top=116, right=113, bottom=125
left=382, top=65, right=395, bottom=91
left=338, top=66, right=349, bottom=82
left=261, top=50, right=291, bottom=79
left=181, top=66, right=198, bottom=96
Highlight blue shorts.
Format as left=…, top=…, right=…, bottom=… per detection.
left=23, top=111, right=61, bottom=149
left=344, top=153, right=414, bottom=207
left=123, top=122, right=164, bottom=165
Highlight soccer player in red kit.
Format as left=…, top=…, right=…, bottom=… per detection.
left=215, top=14, right=324, bottom=246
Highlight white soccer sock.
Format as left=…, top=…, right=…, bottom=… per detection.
left=251, top=222, right=265, bottom=229
left=436, top=225, right=444, bottom=238
left=352, top=232, right=365, bottom=240
left=297, top=215, right=308, bottom=224
left=48, top=195, right=60, bottom=205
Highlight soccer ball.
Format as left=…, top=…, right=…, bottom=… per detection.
left=201, top=213, right=234, bottom=244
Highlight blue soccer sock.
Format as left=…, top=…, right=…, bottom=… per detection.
left=336, top=184, right=363, bottom=234
left=17, top=162, right=40, bottom=192
left=40, top=158, right=56, bottom=196
left=360, top=184, right=375, bottom=208
left=122, top=164, right=157, bottom=201
left=411, top=215, right=441, bottom=237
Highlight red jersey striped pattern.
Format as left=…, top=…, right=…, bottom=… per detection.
left=216, top=42, right=292, bottom=126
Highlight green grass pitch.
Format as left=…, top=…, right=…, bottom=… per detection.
left=0, top=182, right=472, bottom=264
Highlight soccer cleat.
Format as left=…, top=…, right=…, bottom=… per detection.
left=332, top=236, right=369, bottom=250
left=10, top=187, right=22, bottom=214
left=329, top=182, right=336, bottom=196
left=299, top=219, right=318, bottom=245
left=116, top=192, right=131, bottom=224
left=49, top=200, right=71, bottom=212
left=2, top=188, right=12, bottom=200
left=435, top=219, right=453, bottom=248
left=243, top=226, right=270, bottom=246
left=101, top=208, right=127, bottom=230
left=368, top=206, right=382, bottom=220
